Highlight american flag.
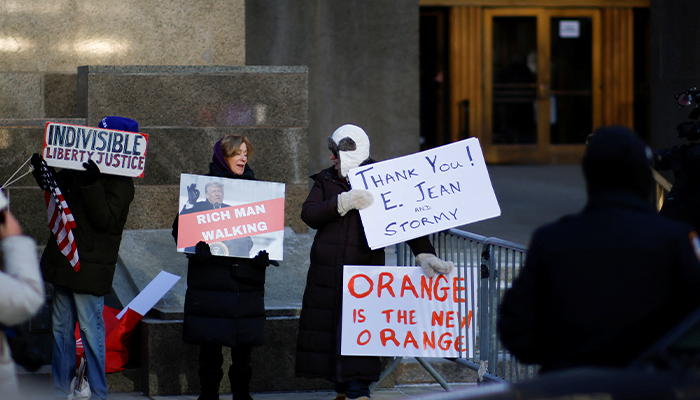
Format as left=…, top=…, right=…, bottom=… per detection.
left=36, top=159, right=80, bottom=271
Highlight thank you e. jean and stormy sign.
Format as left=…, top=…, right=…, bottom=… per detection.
left=347, top=137, right=500, bottom=249
left=42, top=122, right=149, bottom=178
left=340, top=138, right=497, bottom=358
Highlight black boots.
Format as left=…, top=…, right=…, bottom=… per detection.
left=197, top=366, right=224, bottom=400
left=198, top=345, right=254, bottom=400
left=229, top=346, right=254, bottom=400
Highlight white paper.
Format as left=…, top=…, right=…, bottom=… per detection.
left=341, top=265, right=479, bottom=358
left=559, top=20, right=580, bottom=38
left=347, top=138, right=500, bottom=249
left=42, top=122, right=149, bottom=178
left=176, top=174, right=286, bottom=260
left=117, top=271, right=181, bottom=319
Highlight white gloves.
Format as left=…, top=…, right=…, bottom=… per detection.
left=416, top=253, right=454, bottom=278
left=337, top=189, right=374, bottom=216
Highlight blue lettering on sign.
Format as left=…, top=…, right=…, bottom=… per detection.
left=354, top=167, right=419, bottom=190
left=384, top=208, right=459, bottom=236
left=414, top=181, right=461, bottom=202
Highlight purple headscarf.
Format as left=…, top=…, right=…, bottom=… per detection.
left=212, top=138, right=232, bottom=173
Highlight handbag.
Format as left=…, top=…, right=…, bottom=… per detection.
left=67, top=356, right=90, bottom=400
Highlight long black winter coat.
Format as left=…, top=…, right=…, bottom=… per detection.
left=173, top=163, right=267, bottom=347
left=498, top=190, right=700, bottom=372
left=295, top=166, right=436, bottom=383
left=41, top=170, right=134, bottom=296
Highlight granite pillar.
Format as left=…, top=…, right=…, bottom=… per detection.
left=246, top=1, right=420, bottom=174
left=78, top=65, right=308, bottom=233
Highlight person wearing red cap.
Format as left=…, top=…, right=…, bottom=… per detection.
left=32, top=116, right=137, bottom=399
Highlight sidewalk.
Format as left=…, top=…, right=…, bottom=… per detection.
left=465, top=164, right=586, bottom=246
left=18, top=375, right=476, bottom=399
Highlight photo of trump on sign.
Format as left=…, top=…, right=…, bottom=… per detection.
left=175, top=173, right=285, bottom=260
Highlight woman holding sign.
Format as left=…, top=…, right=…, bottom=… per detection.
left=295, top=124, right=453, bottom=400
left=172, top=134, right=277, bottom=400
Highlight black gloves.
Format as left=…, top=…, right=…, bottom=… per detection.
left=253, top=250, right=279, bottom=268
left=82, top=160, right=101, bottom=186
left=194, top=241, right=212, bottom=261
left=187, top=183, right=200, bottom=204
left=192, top=242, right=278, bottom=268
left=30, top=153, right=44, bottom=189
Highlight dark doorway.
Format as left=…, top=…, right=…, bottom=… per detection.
left=420, top=7, right=450, bottom=150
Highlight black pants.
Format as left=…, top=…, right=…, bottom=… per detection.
left=335, top=379, right=371, bottom=399
left=198, top=344, right=253, bottom=399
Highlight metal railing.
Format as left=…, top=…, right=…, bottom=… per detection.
left=393, top=228, right=536, bottom=384
left=652, top=168, right=672, bottom=211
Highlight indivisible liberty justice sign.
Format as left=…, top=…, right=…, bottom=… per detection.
left=42, top=122, right=149, bottom=178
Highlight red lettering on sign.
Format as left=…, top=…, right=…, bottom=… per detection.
left=378, top=272, right=395, bottom=298
left=380, top=329, right=399, bottom=346
left=349, top=275, right=373, bottom=299
left=357, top=330, right=371, bottom=346
left=400, top=275, right=419, bottom=298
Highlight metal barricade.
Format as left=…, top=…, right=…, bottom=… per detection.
left=480, top=237, right=537, bottom=382
left=394, top=228, right=536, bottom=384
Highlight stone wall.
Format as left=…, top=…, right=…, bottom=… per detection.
left=0, top=0, right=244, bottom=74
left=6, top=65, right=312, bottom=396
left=5, top=66, right=309, bottom=243
left=0, top=0, right=247, bottom=238
left=246, top=0, right=421, bottom=174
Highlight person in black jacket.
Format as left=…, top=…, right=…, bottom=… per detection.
left=32, top=116, right=137, bottom=400
left=295, top=124, right=453, bottom=400
left=498, top=125, right=700, bottom=372
left=172, top=134, right=277, bottom=400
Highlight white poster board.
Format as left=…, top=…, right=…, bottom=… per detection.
left=116, top=271, right=181, bottom=319
left=176, top=173, right=285, bottom=260
left=347, top=138, right=500, bottom=249
left=341, top=265, right=479, bottom=358
left=42, top=122, right=149, bottom=178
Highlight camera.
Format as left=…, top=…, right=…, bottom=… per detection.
left=675, top=87, right=700, bottom=141
left=653, top=87, right=700, bottom=171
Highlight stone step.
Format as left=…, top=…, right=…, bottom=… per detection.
left=392, top=358, right=479, bottom=386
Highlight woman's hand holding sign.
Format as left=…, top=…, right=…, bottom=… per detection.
left=337, top=189, right=374, bottom=217
left=416, top=253, right=454, bottom=278
left=253, top=250, right=279, bottom=267
left=194, top=241, right=212, bottom=261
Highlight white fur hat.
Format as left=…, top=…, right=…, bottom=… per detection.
left=329, top=124, right=370, bottom=178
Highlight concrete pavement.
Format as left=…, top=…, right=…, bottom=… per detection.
left=464, top=164, right=586, bottom=246
left=18, top=373, right=478, bottom=399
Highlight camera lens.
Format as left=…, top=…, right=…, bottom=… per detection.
left=678, top=93, right=694, bottom=107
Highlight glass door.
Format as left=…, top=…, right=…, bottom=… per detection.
left=483, top=9, right=600, bottom=163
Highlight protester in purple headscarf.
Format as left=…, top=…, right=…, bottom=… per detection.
left=172, top=134, right=277, bottom=400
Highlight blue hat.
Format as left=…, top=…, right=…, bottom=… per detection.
left=99, top=116, right=139, bottom=133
